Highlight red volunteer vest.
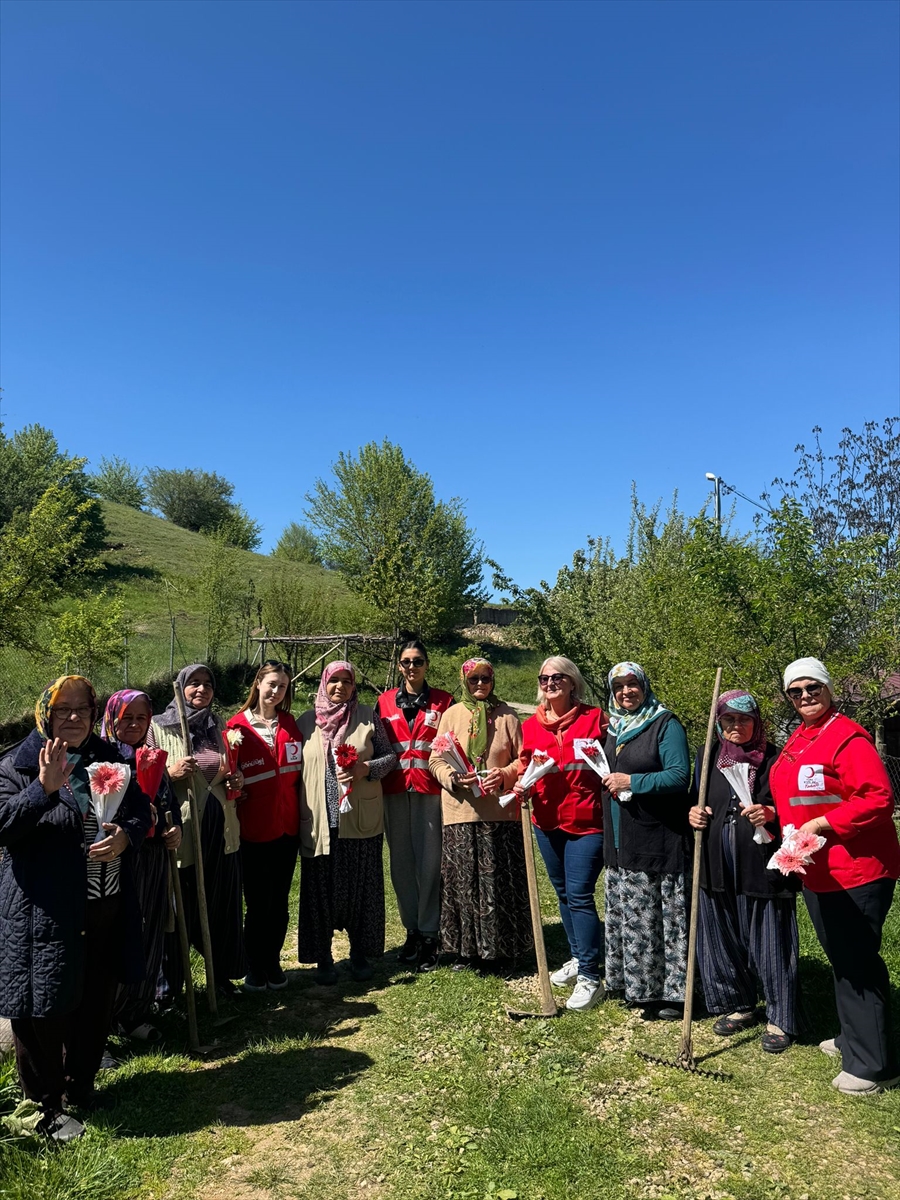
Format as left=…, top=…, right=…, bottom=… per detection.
left=377, top=687, right=454, bottom=795
left=769, top=711, right=900, bottom=892
left=521, top=705, right=607, bottom=836
left=227, top=711, right=303, bottom=843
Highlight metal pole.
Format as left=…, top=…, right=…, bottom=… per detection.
left=714, top=476, right=721, bottom=531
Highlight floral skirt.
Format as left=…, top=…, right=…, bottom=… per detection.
left=440, top=821, right=534, bottom=961
left=298, top=830, right=385, bottom=963
left=604, top=866, right=689, bottom=1003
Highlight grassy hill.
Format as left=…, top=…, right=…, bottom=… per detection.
left=0, top=503, right=542, bottom=738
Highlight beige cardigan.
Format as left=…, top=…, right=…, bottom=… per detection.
left=297, top=705, right=384, bottom=858
left=150, top=715, right=240, bottom=868
left=429, top=701, right=522, bottom=826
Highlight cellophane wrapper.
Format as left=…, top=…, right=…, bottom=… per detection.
left=499, top=751, right=556, bottom=808
left=86, top=762, right=132, bottom=844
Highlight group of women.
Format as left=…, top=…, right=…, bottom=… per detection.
left=0, top=646, right=897, bottom=1142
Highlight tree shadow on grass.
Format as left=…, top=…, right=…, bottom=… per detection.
left=100, top=995, right=379, bottom=1137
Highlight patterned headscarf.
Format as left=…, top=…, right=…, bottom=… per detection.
left=102, top=688, right=153, bottom=760
left=460, top=657, right=501, bottom=766
left=34, top=675, right=98, bottom=814
left=315, top=660, right=358, bottom=754
left=715, top=689, right=766, bottom=786
left=606, top=661, right=669, bottom=748
left=35, top=675, right=98, bottom=742
left=154, top=664, right=220, bottom=750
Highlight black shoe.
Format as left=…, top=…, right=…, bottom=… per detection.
left=242, top=971, right=268, bottom=993
left=761, top=1030, right=793, bottom=1054
left=98, top=1048, right=120, bottom=1071
left=417, top=937, right=440, bottom=973
left=451, top=956, right=481, bottom=973
left=267, top=966, right=288, bottom=991
left=712, top=1010, right=758, bottom=1036
left=315, top=959, right=338, bottom=985
left=349, top=954, right=375, bottom=982
left=397, top=931, right=421, bottom=964
left=38, top=1109, right=85, bottom=1142
left=657, top=1004, right=684, bottom=1021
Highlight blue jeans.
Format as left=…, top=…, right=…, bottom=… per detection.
left=533, top=827, right=605, bottom=982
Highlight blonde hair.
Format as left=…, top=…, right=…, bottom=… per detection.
left=536, top=655, right=587, bottom=707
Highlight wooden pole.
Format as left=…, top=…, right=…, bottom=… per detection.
left=173, top=681, right=218, bottom=1015
left=166, top=812, right=200, bottom=1051
left=678, top=666, right=723, bottom=1066
left=510, top=796, right=557, bottom=1017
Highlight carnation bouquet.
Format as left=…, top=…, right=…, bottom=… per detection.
left=767, top=824, right=827, bottom=877
left=334, top=743, right=358, bottom=814
left=86, top=761, right=132, bottom=844
left=499, top=749, right=556, bottom=808
left=432, top=732, right=483, bottom=798
left=573, top=738, right=612, bottom=778
left=135, top=747, right=168, bottom=838
left=223, top=728, right=244, bottom=796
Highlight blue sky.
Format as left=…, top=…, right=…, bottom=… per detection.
left=2, top=0, right=897, bottom=591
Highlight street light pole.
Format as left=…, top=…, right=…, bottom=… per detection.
left=705, top=472, right=721, bottom=531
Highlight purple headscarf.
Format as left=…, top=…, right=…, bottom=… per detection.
left=715, top=689, right=766, bottom=786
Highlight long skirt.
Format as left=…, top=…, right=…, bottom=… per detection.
left=440, top=821, right=533, bottom=961
left=297, top=830, right=385, bottom=963
left=162, top=795, right=245, bottom=996
left=115, top=842, right=170, bottom=1031
left=604, top=866, right=689, bottom=1003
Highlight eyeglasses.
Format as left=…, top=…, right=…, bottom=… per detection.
left=262, top=659, right=290, bottom=672
left=51, top=705, right=93, bottom=719
left=538, top=674, right=567, bottom=687
left=400, top=657, right=426, bottom=668
left=786, top=682, right=825, bottom=700
left=467, top=675, right=493, bottom=685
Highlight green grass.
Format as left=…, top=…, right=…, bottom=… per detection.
left=2, top=852, right=898, bottom=1200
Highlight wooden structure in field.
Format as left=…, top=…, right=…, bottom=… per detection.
left=249, top=633, right=399, bottom=694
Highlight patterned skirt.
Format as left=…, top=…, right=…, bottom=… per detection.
left=297, top=830, right=385, bottom=963
left=440, top=821, right=534, bottom=961
left=604, top=866, right=689, bottom=1003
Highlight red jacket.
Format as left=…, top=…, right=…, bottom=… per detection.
left=226, top=710, right=303, bottom=843
left=377, top=687, right=454, bottom=795
left=769, top=710, right=900, bottom=892
left=519, top=705, right=608, bottom=835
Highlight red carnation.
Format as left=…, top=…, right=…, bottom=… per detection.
left=335, top=743, right=358, bottom=769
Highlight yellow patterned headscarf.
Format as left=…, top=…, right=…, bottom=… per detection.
left=35, top=675, right=98, bottom=739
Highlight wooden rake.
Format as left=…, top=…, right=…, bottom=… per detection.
left=635, top=666, right=732, bottom=1081
left=507, top=794, right=559, bottom=1020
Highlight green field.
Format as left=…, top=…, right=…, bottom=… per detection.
left=2, top=850, right=898, bottom=1200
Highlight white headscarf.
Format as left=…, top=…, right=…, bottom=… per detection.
left=783, top=657, right=833, bottom=691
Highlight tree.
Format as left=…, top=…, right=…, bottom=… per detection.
left=49, top=590, right=127, bottom=678
left=145, top=466, right=262, bottom=549
left=198, top=532, right=246, bottom=663
left=306, top=440, right=486, bottom=638
left=216, top=504, right=263, bottom=552
left=272, top=522, right=322, bottom=565
left=89, top=455, right=146, bottom=508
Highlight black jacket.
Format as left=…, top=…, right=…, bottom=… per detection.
left=692, top=743, right=799, bottom=899
left=0, top=729, right=152, bottom=1019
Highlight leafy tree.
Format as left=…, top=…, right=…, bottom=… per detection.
left=145, top=466, right=261, bottom=549
left=199, top=532, right=245, bottom=663
left=306, top=440, right=486, bottom=638
left=0, top=484, right=102, bottom=650
left=89, top=455, right=146, bottom=508
left=272, top=522, right=322, bottom=565
left=261, top=571, right=330, bottom=637
left=49, top=590, right=127, bottom=678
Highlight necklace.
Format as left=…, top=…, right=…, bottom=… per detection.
left=780, top=711, right=839, bottom=764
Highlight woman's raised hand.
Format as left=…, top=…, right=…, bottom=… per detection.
left=39, top=738, right=73, bottom=794
left=688, top=805, right=712, bottom=830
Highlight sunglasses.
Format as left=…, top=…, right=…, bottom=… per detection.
left=786, top=682, right=825, bottom=700
left=467, top=674, right=493, bottom=685
left=400, top=657, right=426, bottom=668
left=538, top=673, right=568, bottom=687
left=262, top=659, right=291, bottom=672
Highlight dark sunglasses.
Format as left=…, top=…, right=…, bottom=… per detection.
left=262, top=659, right=291, bottom=672
left=400, top=657, right=426, bottom=668
left=786, top=682, right=825, bottom=700
left=538, top=673, right=567, bottom=686
left=467, top=674, right=493, bottom=685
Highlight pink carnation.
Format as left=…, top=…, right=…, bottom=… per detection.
left=770, top=847, right=808, bottom=876
left=90, top=763, right=127, bottom=797
left=432, top=735, right=453, bottom=754
left=790, top=829, right=823, bottom=857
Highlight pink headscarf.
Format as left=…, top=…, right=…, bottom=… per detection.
left=315, top=660, right=358, bottom=753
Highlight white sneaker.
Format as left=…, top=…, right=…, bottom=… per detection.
left=566, top=975, right=604, bottom=1011
left=819, top=1037, right=840, bottom=1058
left=550, top=957, right=579, bottom=987
left=832, top=1070, right=900, bottom=1095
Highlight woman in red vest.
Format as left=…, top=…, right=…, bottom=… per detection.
left=376, top=639, right=453, bottom=972
left=516, top=656, right=608, bottom=1012
left=227, top=662, right=303, bottom=993
left=769, top=657, right=900, bottom=1095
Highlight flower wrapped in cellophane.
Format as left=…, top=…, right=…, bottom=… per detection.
left=135, top=747, right=168, bottom=838
left=499, top=749, right=556, bottom=808
left=223, top=728, right=243, bottom=795
left=573, top=738, right=611, bottom=778
left=767, top=824, right=826, bottom=877
left=86, top=762, right=131, bottom=843
left=432, top=732, right=483, bottom=798
left=334, top=743, right=358, bottom=814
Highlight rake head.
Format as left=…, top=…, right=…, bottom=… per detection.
left=635, top=1048, right=732, bottom=1082
left=506, top=1004, right=560, bottom=1020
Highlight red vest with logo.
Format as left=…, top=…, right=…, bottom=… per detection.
left=227, top=711, right=303, bottom=843
left=769, top=711, right=900, bottom=892
left=377, top=687, right=454, bottom=795
left=521, top=705, right=607, bottom=836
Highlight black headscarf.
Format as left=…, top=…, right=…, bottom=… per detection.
left=155, top=664, right=220, bottom=750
